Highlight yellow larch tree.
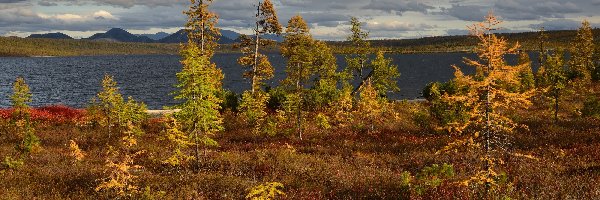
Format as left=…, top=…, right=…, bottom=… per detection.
left=438, top=13, right=534, bottom=193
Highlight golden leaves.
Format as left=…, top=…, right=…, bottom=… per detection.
left=68, top=140, right=85, bottom=162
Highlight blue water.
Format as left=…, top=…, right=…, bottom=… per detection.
left=0, top=53, right=538, bottom=109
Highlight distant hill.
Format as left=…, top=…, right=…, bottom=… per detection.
left=86, top=28, right=155, bottom=43
left=329, top=28, right=600, bottom=53
left=158, top=29, right=236, bottom=44
left=221, top=30, right=241, bottom=42
left=0, top=36, right=178, bottom=57
left=27, top=33, right=73, bottom=40
left=136, top=32, right=170, bottom=41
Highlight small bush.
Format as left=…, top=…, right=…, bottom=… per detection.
left=582, top=97, right=600, bottom=119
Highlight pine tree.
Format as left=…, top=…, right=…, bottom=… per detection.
left=569, top=20, right=595, bottom=82
left=438, top=13, right=534, bottom=192
left=173, top=0, right=223, bottom=168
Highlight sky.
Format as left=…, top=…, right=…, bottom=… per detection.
left=0, top=0, right=599, bottom=40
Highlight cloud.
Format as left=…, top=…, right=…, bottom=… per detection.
left=366, top=21, right=436, bottom=32
left=0, top=0, right=26, bottom=3
left=363, top=0, right=433, bottom=15
left=32, top=0, right=184, bottom=8
left=530, top=19, right=599, bottom=30
left=440, top=4, right=487, bottom=21
left=92, top=10, right=118, bottom=20
left=442, top=0, right=585, bottom=21
left=1, top=0, right=600, bottom=39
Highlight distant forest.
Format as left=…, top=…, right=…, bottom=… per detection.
left=0, top=37, right=179, bottom=57
left=1, top=29, right=599, bottom=57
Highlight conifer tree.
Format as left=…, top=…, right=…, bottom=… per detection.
left=173, top=0, right=223, bottom=168
left=307, top=40, right=340, bottom=110
left=345, top=18, right=400, bottom=98
left=345, top=17, right=371, bottom=85
left=92, top=76, right=147, bottom=198
left=281, top=15, right=313, bottom=139
left=538, top=50, right=569, bottom=123
left=537, top=27, right=548, bottom=77
left=369, top=51, right=400, bottom=97
left=569, top=20, right=595, bottom=82
left=438, top=13, right=534, bottom=193
left=280, top=15, right=341, bottom=138
left=96, top=122, right=144, bottom=198
left=11, top=77, right=40, bottom=155
left=236, top=0, right=282, bottom=130
left=354, top=80, right=383, bottom=133
left=236, top=0, right=282, bottom=93
left=516, top=51, right=535, bottom=92
left=185, top=0, right=220, bottom=57
left=162, top=116, right=195, bottom=167
left=90, top=75, right=147, bottom=139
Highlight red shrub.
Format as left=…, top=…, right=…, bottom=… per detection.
left=0, top=105, right=86, bottom=124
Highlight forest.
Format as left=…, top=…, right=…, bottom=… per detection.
left=0, top=37, right=179, bottom=57
left=2, top=0, right=600, bottom=199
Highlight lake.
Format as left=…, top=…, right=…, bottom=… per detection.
left=0, top=53, right=539, bottom=109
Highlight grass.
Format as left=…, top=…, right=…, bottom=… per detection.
left=1, top=98, right=600, bottom=199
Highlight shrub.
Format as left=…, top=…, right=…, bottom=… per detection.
left=2, top=156, right=24, bottom=170
left=246, top=182, right=285, bottom=200
left=582, top=97, right=600, bottom=119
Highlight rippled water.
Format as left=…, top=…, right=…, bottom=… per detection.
left=0, top=53, right=537, bottom=109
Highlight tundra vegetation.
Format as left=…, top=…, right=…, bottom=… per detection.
left=1, top=1, right=600, bottom=199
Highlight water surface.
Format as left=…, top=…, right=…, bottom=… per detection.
left=0, top=53, right=538, bottom=109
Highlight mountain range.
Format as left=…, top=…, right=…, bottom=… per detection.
left=26, top=28, right=284, bottom=44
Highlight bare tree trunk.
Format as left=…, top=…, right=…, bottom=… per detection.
left=200, top=0, right=205, bottom=54
left=296, top=62, right=303, bottom=140
left=252, top=2, right=261, bottom=94
left=484, top=31, right=492, bottom=197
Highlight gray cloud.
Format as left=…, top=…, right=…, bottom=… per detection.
left=363, top=0, right=433, bottom=15
left=530, top=19, right=599, bottom=30
left=1, top=0, right=600, bottom=39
